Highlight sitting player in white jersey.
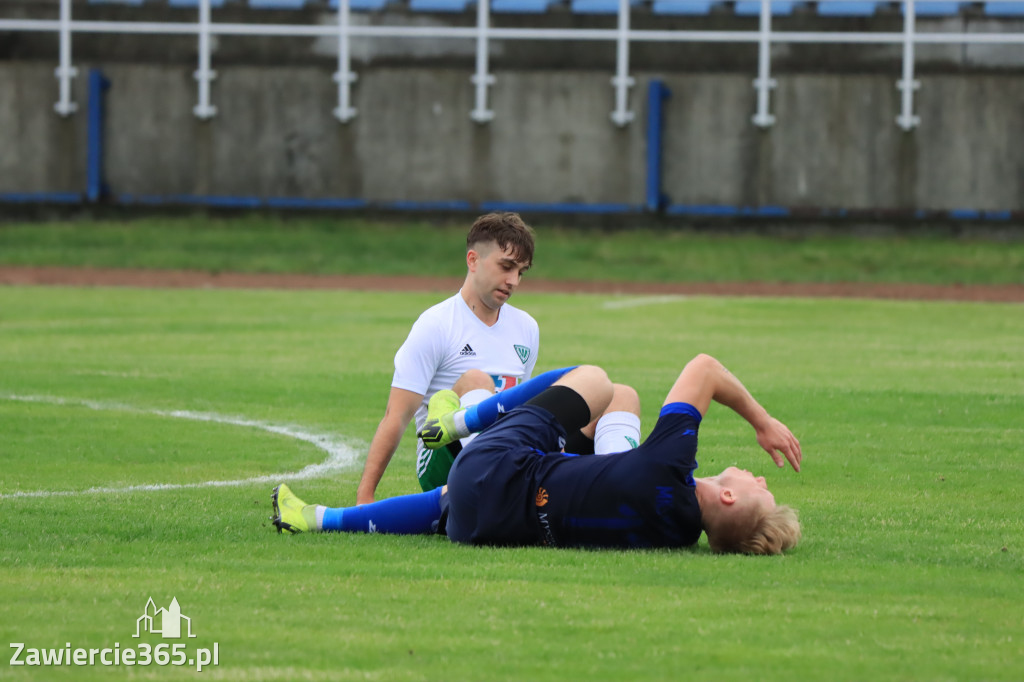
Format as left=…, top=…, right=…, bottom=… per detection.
left=355, top=212, right=540, bottom=505
left=352, top=212, right=641, bottom=505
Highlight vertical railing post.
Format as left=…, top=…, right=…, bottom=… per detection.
left=645, top=79, right=671, bottom=213
left=610, top=0, right=634, bottom=126
left=752, top=0, right=776, bottom=127
left=334, top=0, right=358, bottom=122
left=193, top=0, right=217, bottom=119
left=54, top=0, right=78, bottom=116
left=896, top=0, right=920, bottom=130
left=470, top=0, right=495, bottom=122
left=86, top=69, right=111, bottom=203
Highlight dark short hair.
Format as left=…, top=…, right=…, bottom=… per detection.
left=466, top=213, right=535, bottom=268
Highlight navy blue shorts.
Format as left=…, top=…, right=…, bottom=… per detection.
left=445, top=405, right=564, bottom=545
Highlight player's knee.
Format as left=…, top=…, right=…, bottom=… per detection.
left=609, top=383, right=640, bottom=417
left=574, top=364, right=610, bottom=384
left=567, top=365, right=613, bottom=410
left=453, top=369, right=495, bottom=395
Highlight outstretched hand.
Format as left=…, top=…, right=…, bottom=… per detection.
left=756, top=417, right=802, bottom=472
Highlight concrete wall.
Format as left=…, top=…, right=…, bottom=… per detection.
left=2, top=4, right=1023, bottom=212
left=656, top=71, right=1024, bottom=211
left=0, top=63, right=87, bottom=195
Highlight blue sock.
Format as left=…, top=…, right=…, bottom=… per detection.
left=464, top=366, right=577, bottom=432
left=321, top=487, right=443, bottom=535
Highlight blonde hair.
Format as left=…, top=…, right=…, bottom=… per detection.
left=707, top=505, right=801, bottom=556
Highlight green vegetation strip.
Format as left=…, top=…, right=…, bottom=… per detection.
left=1, top=216, right=1022, bottom=285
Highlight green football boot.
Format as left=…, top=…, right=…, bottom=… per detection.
left=271, top=483, right=318, bottom=534
left=419, top=389, right=465, bottom=450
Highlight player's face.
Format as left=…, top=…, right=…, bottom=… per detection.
left=717, top=466, right=776, bottom=507
left=468, top=242, right=530, bottom=310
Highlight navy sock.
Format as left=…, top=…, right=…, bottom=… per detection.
left=464, top=366, right=577, bottom=432
left=321, top=487, right=444, bottom=535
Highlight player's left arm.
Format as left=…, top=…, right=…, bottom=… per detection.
left=664, top=354, right=802, bottom=472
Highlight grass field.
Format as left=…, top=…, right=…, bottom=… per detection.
left=2, top=215, right=1023, bottom=285
left=1, top=217, right=1023, bottom=680
left=1, top=270, right=1022, bottom=680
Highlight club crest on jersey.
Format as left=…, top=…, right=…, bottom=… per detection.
left=514, top=345, right=531, bottom=364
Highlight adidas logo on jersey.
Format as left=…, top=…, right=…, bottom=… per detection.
left=459, top=344, right=476, bottom=356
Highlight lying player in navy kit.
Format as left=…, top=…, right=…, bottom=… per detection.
left=273, top=353, right=803, bottom=555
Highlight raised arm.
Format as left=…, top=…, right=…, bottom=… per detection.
left=356, top=387, right=423, bottom=505
left=663, top=354, right=802, bottom=472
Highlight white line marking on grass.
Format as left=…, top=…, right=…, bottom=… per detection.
left=71, top=369, right=171, bottom=379
left=0, top=394, right=363, bottom=499
left=602, top=295, right=689, bottom=310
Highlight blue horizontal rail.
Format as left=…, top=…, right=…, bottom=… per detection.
left=3, top=191, right=1021, bottom=222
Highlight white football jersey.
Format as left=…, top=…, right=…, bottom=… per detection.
left=392, top=291, right=540, bottom=435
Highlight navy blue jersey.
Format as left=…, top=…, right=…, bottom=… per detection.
left=535, top=402, right=703, bottom=549
left=446, top=402, right=704, bottom=549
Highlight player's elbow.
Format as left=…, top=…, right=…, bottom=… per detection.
left=688, top=353, right=723, bottom=376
